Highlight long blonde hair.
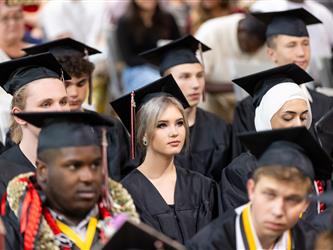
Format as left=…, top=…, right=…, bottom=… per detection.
left=10, top=84, right=28, bottom=144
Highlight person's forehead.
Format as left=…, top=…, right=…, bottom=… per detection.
left=26, top=78, right=65, bottom=94
left=256, top=176, right=308, bottom=195
left=277, top=98, right=308, bottom=111
left=50, top=145, right=101, bottom=159
left=158, top=104, right=183, bottom=119
left=274, top=34, right=310, bottom=44
left=169, top=63, right=203, bottom=74
left=0, top=5, right=21, bottom=14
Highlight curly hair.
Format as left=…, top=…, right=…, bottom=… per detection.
left=56, top=54, right=95, bottom=78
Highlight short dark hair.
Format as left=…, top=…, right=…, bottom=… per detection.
left=266, top=35, right=279, bottom=49
left=56, top=54, right=95, bottom=78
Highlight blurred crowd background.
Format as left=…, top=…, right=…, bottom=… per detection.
left=1, top=0, right=333, bottom=120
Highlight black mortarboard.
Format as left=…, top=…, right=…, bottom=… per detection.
left=238, top=127, right=333, bottom=180
left=139, top=35, right=210, bottom=75
left=102, top=215, right=185, bottom=250
left=23, top=38, right=101, bottom=105
left=315, top=108, right=333, bottom=159
left=110, top=75, right=189, bottom=159
left=252, top=8, right=322, bottom=38
left=232, top=63, right=313, bottom=108
left=23, top=37, right=101, bottom=58
left=0, top=52, right=70, bottom=95
left=14, top=111, right=113, bottom=153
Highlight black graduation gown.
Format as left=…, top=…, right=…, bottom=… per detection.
left=220, top=152, right=257, bottom=212
left=231, top=89, right=333, bottom=158
left=121, top=166, right=222, bottom=244
left=83, top=109, right=131, bottom=181
left=105, top=117, right=132, bottom=181
left=186, top=209, right=319, bottom=250
left=0, top=141, right=4, bottom=154
left=0, top=159, right=33, bottom=199
left=175, top=108, right=232, bottom=182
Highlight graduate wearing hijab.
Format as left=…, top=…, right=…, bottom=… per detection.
left=23, top=38, right=131, bottom=181
left=220, top=64, right=316, bottom=212
left=187, top=126, right=332, bottom=250
left=138, top=35, right=232, bottom=182
left=232, top=8, right=333, bottom=158
left=111, top=75, right=222, bottom=244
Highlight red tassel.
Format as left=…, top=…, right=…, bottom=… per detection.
left=130, top=91, right=136, bottom=159
left=22, top=182, right=42, bottom=250
left=0, top=193, right=7, bottom=216
left=315, top=180, right=326, bottom=213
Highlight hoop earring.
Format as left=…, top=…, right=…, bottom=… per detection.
left=143, top=136, right=148, bottom=146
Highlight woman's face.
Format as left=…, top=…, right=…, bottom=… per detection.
left=147, top=104, right=186, bottom=157
left=0, top=5, right=24, bottom=44
left=271, top=99, right=309, bottom=129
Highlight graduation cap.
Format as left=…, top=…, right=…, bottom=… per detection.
left=238, top=126, right=333, bottom=180
left=315, top=108, right=333, bottom=159
left=0, top=52, right=70, bottom=95
left=23, top=38, right=101, bottom=105
left=23, top=38, right=101, bottom=58
left=15, top=110, right=115, bottom=209
left=252, top=8, right=322, bottom=38
left=110, top=75, right=189, bottom=159
left=14, top=111, right=113, bottom=153
left=232, top=63, right=313, bottom=108
left=102, top=214, right=185, bottom=250
left=139, top=35, right=211, bottom=75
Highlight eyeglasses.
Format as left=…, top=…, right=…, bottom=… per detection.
left=0, top=14, right=23, bottom=24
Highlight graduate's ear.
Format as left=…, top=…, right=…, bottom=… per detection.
left=266, top=47, right=278, bottom=64
left=247, top=179, right=256, bottom=202
left=12, top=107, right=27, bottom=126
left=36, top=159, right=48, bottom=189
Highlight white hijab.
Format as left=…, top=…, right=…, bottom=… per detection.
left=254, top=82, right=312, bottom=131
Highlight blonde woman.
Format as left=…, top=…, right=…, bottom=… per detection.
left=112, top=76, right=221, bottom=244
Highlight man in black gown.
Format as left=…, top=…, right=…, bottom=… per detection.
left=187, top=127, right=332, bottom=250
left=232, top=8, right=333, bottom=158
left=139, top=35, right=232, bottom=182
left=1, top=111, right=139, bottom=250
left=23, top=38, right=131, bottom=181
left=0, top=53, right=70, bottom=197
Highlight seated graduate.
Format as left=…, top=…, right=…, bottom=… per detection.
left=220, top=63, right=316, bottom=211
left=315, top=107, right=333, bottom=159
left=187, top=126, right=332, bottom=250
left=139, top=35, right=232, bottom=182
left=23, top=38, right=131, bottom=181
left=232, top=8, right=333, bottom=158
left=311, top=191, right=333, bottom=249
left=0, top=53, right=70, bottom=197
left=1, top=111, right=139, bottom=250
left=111, top=75, right=221, bottom=244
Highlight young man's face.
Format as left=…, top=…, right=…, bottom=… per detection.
left=247, top=175, right=309, bottom=240
left=267, top=35, right=311, bottom=70
left=167, top=63, right=205, bottom=107
left=65, top=75, right=89, bottom=111
left=37, top=145, right=104, bottom=219
left=13, top=78, right=70, bottom=138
